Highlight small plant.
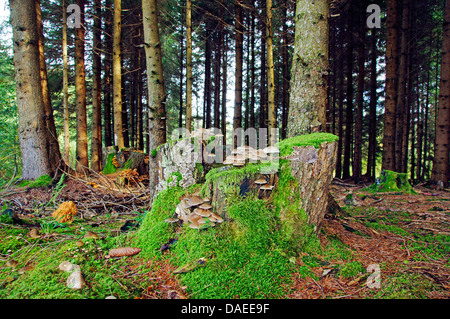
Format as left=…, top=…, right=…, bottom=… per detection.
left=40, top=220, right=68, bottom=234
left=45, top=173, right=66, bottom=208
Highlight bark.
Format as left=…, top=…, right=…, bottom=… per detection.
left=186, top=0, right=193, bottom=132
left=142, top=0, right=167, bottom=196
left=431, top=0, right=450, bottom=187
left=382, top=0, right=399, bottom=172
left=75, top=0, right=89, bottom=173
left=287, top=0, right=329, bottom=137
left=281, top=0, right=290, bottom=139
left=113, top=0, right=124, bottom=149
left=233, top=0, right=243, bottom=146
left=10, top=0, right=53, bottom=179
left=342, top=7, right=353, bottom=180
left=179, top=21, right=184, bottom=129
left=221, top=34, right=228, bottom=144
left=335, top=57, right=344, bottom=179
left=353, top=1, right=365, bottom=183
left=91, top=0, right=103, bottom=171
left=204, top=30, right=212, bottom=129
left=259, top=0, right=266, bottom=130
left=214, top=22, right=222, bottom=130
left=103, top=1, right=113, bottom=147
left=62, top=0, right=70, bottom=165
left=395, top=0, right=411, bottom=173
left=367, top=29, right=378, bottom=180
left=249, top=7, right=256, bottom=130
left=36, top=0, right=63, bottom=171
left=266, top=0, right=276, bottom=145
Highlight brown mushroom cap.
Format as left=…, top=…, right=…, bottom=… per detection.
left=197, top=217, right=207, bottom=225
left=189, top=221, right=201, bottom=229
left=187, top=195, right=204, bottom=207
left=188, top=214, right=202, bottom=223
left=233, top=161, right=245, bottom=167
left=254, top=178, right=268, bottom=185
left=260, top=184, right=275, bottom=190
left=209, top=213, right=224, bottom=223
left=202, top=198, right=211, bottom=203
left=193, top=208, right=211, bottom=217
left=199, top=203, right=213, bottom=210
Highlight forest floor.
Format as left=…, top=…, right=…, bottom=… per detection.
left=0, top=175, right=449, bottom=299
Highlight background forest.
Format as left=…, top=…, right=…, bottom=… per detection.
left=0, top=0, right=448, bottom=187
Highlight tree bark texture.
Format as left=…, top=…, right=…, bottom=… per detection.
left=113, top=0, right=124, bottom=149
left=431, top=0, right=450, bottom=187
left=288, top=0, right=329, bottom=137
left=75, top=0, right=89, bottom=173
left=10, top=0, right=53, bottom=179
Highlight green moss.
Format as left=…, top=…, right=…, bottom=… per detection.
left=363, top=170, right=416, bottom=194
left=339, top=261, right=365, bottom=278
left=102, top=153, right=117, bottom=175
left=277, top=133, right=338, bottom=157
left=18, top=175, right=52, bottom=188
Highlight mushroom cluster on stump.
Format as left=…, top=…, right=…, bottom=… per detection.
left=165, top=194, right=224, bottom=229
left=221, top=145, right=280, bottom=167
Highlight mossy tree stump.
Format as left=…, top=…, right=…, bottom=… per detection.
left=365, top=170, right=416, bottom=194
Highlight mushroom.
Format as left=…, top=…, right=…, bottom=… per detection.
left=260, top=184, right=275, bottom=191
left=188, top=214, right=202, bottom=223
left=199, top=203, right=213, bottom=210
left=263, top=146, right=280, bottom=154
left=189, top=221, right=201, bottom=229
left=187, top=195, right=204, bottom=207
left=202, top=198, right=211, bottom=203
left=164, top=217, right=179, bottom=223
left=209, top=213, right=224, bottom=223
left=193, top=208, right=211, bottom=217
left=233, top=161, right=245, bottom=167
left=254, top=178, right=268, bottom=186
left=223, top=157, right=235, bottom=165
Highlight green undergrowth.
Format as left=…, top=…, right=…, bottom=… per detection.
left=0, top=214, right=144, bottom=299
left=137, top=183, right=296, bottom=298
left=17, top=175, right=52, bottom=188
left=363, top=170, right=416, bottom=194
left=102, top=153, right=117, bottom=175
left=277, top=133, right=338, bottom=157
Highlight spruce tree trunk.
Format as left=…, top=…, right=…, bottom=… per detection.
left=266, top=0, right=276, bottom=145
left=91, top=0, right=103, bottom=171
left=185, top=0, right=193, bottom=132
left=75, top=0, right=89, bottom=173
left=142, top=0, right=167, bottom=197
left=62, top=0, right=70, bottom=166
left=104, top=0, right=113, bottom=147
left=431, top=0, right=450, bottom=187
left=221, top=34, right=228, bottom=143
left=287, top=0, right=329, bottom=137
left=233, top=0, right=243, bottom=146
left=343, top=7, right=353, bottom=180
left=382, top=0, right=399, bottom=172
left=354, top=1, right=365, bottom=183
left=204, top=31, right=212, bottom=129
left=113, top=0, right=124, bottom=149
left=214, top=26, right=222, bottom=130
left=367, top=28, right=378, bottom=180
left=36, top=0, right=63, bottom=172
left=10, top=0, right=53, bottom=180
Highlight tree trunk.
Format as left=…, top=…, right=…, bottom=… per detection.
left=142, top=0, right=167, bottom=197
left=367, top=28, right=378, bottom=180
left=221, top=33, right=228, bottom=144
left=185, top=0, right=193, bottom=132
left=281, top=0, right=290, bottom=140
left=10, top=0, right=53, bottom=179
left=113, top=0, right=124, bottom=149
left=259, top=0, right=266, bottom=130
left=266, top=0, right=276, bottom=145
left=431, top=0, right=450, bottom=187
left=204, top=28, right=212, bottom=129
left=62, top=0, right=70, bottom=165
left=353, top=1, right=365, bottom=183
left=36, top=0, right=63, bottom=172
left=233, top=0, right=243, bottom=146
left=250, top=7, right=256, bottom=130
left=214, top=22, right=222, bottom=130
left=395, top=0, right=410, bottom=173
left=91, top=0, right=103, bottom=171
left=103, top=1, right=113, bottom=147
left=343, top=6, right=353, bottom=180
left=287, top=0, right=329, bottom=137
left=75, top=0, right=89, bottom=173
left=382, top=0, right=399, bottom=172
